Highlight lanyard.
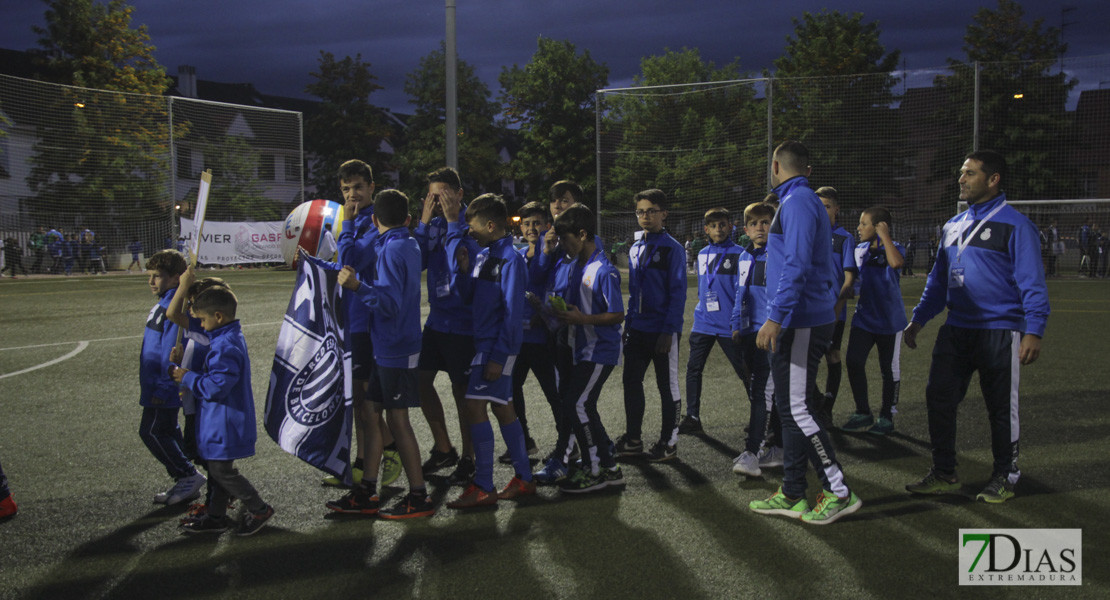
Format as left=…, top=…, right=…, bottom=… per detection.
left=956, top=200, right=1006, bottom=262
left=569, top=249, right=601, bottom=306
left=705, top=251, right=723, bottom=291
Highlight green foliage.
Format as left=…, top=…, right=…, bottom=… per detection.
left=771, top=10, right=903, bottom=207
left=499, top=37, right=609, bottom=200
left=26, top=0, right=174, bottom=241
left=933, top=0, right=1076, bottom=199
left=304, top=51, right=392, bottom=201
left=602, top=48, right=764, bottom=211
left=395, top=43, right=504, bottom=206
left=199, top=135, right=279, bottom=221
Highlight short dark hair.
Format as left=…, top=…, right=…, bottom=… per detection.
left=762, top=192, right=780, bottom=205
left=466, top=193, right=509, bottom=228
left=192, top=286, right=238, bottom=320
left=187, top=277, right=228, bottom=300
left=863, top=206, right=894, bottom=228
left=373, top=189, right=410, bottom=227
left=704, top=207, right=730, bottom=225
left=744, top=202, right=777, bottom=224
left=815, top=186, right=838, bottom=205
left=146, top=249, right=187, bottom=276
left=427, top=166, right=462, bottom=191
left=634, top=189, right=668, bottom=210
left=554, top=204, right=596, bottom=239
left=518, top=201, right=550, bottom=223
left=965, top=149, right=1008, bottom=189
left=774, top=140, right=810, bottom=173
left=548, top=180, right=585, bottom=204
left=337, top=159, right=374, bottom=185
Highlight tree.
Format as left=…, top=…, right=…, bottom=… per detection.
left=304, top=51, right=392, bottom=201
left=933, top=0, right=1076, bottom=200
left=199, top=135, right=278, bottom=221
left=603, top=48, right=764, bottom=213
left=771, top=10, right=903, bottom=206
left=499, top=37, right=609, bottom=200
left=26, top=0, right=176, bottom=243
left=395, top=43, right=503, bottom=205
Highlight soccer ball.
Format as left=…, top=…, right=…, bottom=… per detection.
left=281, top=199, right=344, bottom=266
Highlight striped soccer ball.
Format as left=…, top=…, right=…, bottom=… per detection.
left=281, top=199, right=344, bottom=266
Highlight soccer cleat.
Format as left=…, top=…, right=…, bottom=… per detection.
left=236, top=505, right=275, bottom=536
left=447, top=484, right=498, bottom=509
left=447, top=457, right=476, bottom=486
left=749, top=487, right=809, bottom=518
left=801, top=490, right=862, bottom=525
left=533, top=458, right=568, bottom=485
left=180, top=514, right=231, bottom=535
left=380, top=450, right=402, bottom=487
left=0, top=495, right=17, bottom=519
left=558, top=469, right=607, bottom=494
left=976, top=475, right=1016, bottom=504
left=325, top=488, right=380, bottom=514
left=868, top=416, right=894, bottom=436
left=322, top=467, right=363, bottom=488
left=840, top=413, right=875, bottom=433
left=179, top=503, right=208, bottom=525
left=645, top=442, right=677, bottom=462
left=905, top=469, right=961, bottom=495
left=165, top=472, right=207, bottom=506
left=613, top=434, right=644, bottom=457
left=677, top=415, right=703, bottom=434
left=758, top=446, right=784, bottom=468
left=732, top=451, right=762, bottom=477
left=421, top=447, right=459, bottom=474
left=602, top=465, right=625, bottom=488
left=379, top=493, right=435, bottom=519
left=497, top=476, right=537, bottom=500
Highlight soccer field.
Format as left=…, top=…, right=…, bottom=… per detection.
left=0, top=270, right=1107, bottom=599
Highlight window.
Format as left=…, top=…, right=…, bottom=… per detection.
left=285, top=155, right=300, bottom=182
left=259, top=154, right=275, bottom=181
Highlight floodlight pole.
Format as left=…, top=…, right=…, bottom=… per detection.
left=445, top=0, right=458, bottom=170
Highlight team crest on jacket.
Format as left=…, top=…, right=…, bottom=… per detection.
left=981, top=228, right=991, bottom=241
left=286, top=333, right=344, bottom=427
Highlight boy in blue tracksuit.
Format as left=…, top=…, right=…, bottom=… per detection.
left=841, top=207, right=908, bottom=436
left=617, top=189, right=688, bottom=462
left=329, top=189, right=436, bottom=519
left=749, top=141, right=861, bottom=525
left=173, top=286, right=274, bottom=536
left=681, top=208, right=747, bottom=433
left=413, top=167, right=476, bottom=483
left=905, top=150, right=1049, bottom=504
left=729, top=202, right=779, bottom=477
left=442, top=193, right=535, bottom=508
left=816, top=187, right=857, bottom=424
left=140, top=250, right=206, bottom=507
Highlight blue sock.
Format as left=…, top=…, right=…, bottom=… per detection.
left=500, top=419, right=533, bottom=482
left=470, top=421, right=495, bottom=492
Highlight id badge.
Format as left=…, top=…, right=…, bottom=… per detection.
left=436, top=276, right=450, bottom=298
left=705, top=292, right=721, bottom=312
left=950, top=267, right=965, bottom=288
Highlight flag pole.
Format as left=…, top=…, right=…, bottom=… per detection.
left=176, top=169, right=212, bottom=346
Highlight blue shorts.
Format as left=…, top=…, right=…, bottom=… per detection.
left=418, top=327, right=474, bottom=386
left=348, top=332, right=374, bottom=381
left=465, top=352, right=516, bottom=405
left=368, top=365, right=420, bottom=409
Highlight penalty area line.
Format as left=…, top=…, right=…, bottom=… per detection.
left=0, top=341, right=89, bottom=380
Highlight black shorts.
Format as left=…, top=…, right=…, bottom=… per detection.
left=829, top=319, right=846, bottom=351
left=418, top=327, right=475, bottom=386
left=368, top=365, right=420, bottom=409
left=349, top=332, right=374, bottom=381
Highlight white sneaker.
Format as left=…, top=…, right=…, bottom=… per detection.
left=732, top=451, right=762, bottom=477
left=153, top=482, right=176, bottom=504
left=758, top=446, right=784, bottom=468
left=165, top=472, right=207, bottom=506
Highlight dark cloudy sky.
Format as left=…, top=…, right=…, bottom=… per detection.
left=3, top=0, right=1108, bottom=111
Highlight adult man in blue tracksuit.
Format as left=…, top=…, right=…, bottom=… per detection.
left=616, top=189, right=688, bottom=462
left=749, top=141, right=862, bottom=525
left=904, top=150, right=1049, bottom=504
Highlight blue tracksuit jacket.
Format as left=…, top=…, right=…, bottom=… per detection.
left=730, top=245, right=769, bottom=336
left=415, top=209, right=478, bottom=335
left=140, top=288, right=182, bottom=408
left=181, top=320, right=256, bottom=461
left=447, top=228, right=524, bottom=366
left=353, top=227, right=423, bottom=368
left=765, top=176, right=837, bottom=328
left=627, top=229, right=687, bottom=334
left=852, top=241, right=909, bottom=335
left=692, top=239, right=745, bottom=337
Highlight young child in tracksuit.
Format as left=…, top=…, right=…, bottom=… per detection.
left=173, top=286, right=274, bottom=536
left=443, top=193, right=536, bottom=508
left=730, top=202, right=779, bottom=477
left=682, top=208, right=747, bottom=433
left=617, top=189, right=688, bottom=462
left=841, top=207, right=908, bottom=436
left=141, top=250, right=206, bottom=507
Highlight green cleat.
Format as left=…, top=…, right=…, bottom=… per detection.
left=976, top=475, right=1016, bottom=503
left=749, top=487, right=809, bottom=518
left=380, top=449, right=402, bottom=487
left=868, top=417, right=894, bottom=436
left=801, top=490, right=862, bottom=525
left=905, top=469, right=961, bottom=495
left=839, top=413, right=874, bottom=432
left=322, top=467, right=363, bottom=488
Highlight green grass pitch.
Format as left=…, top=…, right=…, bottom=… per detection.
left=0, top=270, right=1107, bottom=598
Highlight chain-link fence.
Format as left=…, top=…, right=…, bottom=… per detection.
left=597, top=54, right=1110, bottom=274
left=0, top=73, right=302, bottom=272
